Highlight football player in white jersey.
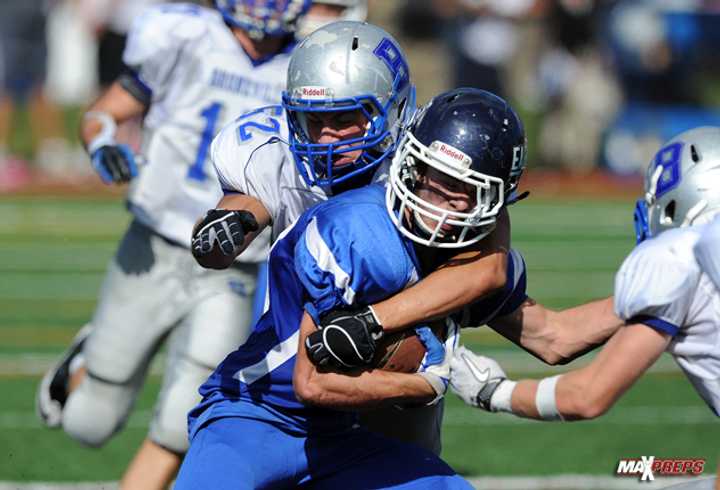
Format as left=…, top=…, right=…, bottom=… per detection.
left=450, top=127, right=720, bottom=432
left=35, top=1, right=310, bottom=489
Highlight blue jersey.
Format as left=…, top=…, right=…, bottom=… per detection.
left=192, top=184, right=527, bottom=434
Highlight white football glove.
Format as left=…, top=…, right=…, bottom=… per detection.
left=415, top=319, right=460, bottom=405
left=450, top=345, right=510, bottom=411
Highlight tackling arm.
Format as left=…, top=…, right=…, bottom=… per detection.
left=451, top=323, right=670, bottom=421
left=191, top=192, right=272, bottom=269
left=506, top=323, right=671, bottom=420
left=293, top=312, right=437, bottom=409
left=488, top=296, right=622, bottom=365
left=371, top=208, right=510, bottom=332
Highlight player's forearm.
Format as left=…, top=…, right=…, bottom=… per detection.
left=297, top=368, right=435, bottom=410
left=373, top=251, right=508, bottom=332
left=492, top=324, right=668, bottom=421
left=491, top=296, right=620, bottom=365
left=371, top=260, right=506, bottom=332
left=372, top=209, right=510, bottom=332
left=546, top=296, right=621, bottom=364
left=294, top=312, right=435, bottom=409
left=506, top=372, right=596, bottom=421
left=192, top=193, right=271, bottom=269
left=80, top=81, right=147, bottom=149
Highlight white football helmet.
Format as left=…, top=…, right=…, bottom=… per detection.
left=282, top=21, right=415, bottom=188
left=635, top=126, right=720, bottom=243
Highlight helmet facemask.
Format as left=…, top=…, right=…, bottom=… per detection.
left=387, top=131, right=505, bottom=249
left=215, top=0, right=310, bottom=40
left=283, top=69, right=408, bottom=189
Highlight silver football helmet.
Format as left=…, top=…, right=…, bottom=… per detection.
left=282, top=21, right=415, bottom=188
left=296, top=0, right=368, bottom=39
left=214, top=0, right=310, bottom=39
left=635, top=126, right=720, bottom=243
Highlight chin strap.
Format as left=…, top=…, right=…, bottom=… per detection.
left=507, top=190, right=530, bottom=206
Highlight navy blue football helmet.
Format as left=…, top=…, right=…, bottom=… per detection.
left=386, top=88, right=527, bottom=248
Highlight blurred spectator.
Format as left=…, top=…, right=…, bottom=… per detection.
left=80, top=0, right=166, bottom=89
left=600, top=0, right=720, bottom=175
left=431, top=0, right=540, bottom=97
left=536, top=0, right=622, bottom=173
left=0, top=0, right=67, bottom=185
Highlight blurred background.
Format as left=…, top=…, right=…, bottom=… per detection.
left=5, top=0, right=720, bottom=189
left=1, top=0, right=719, bottom=487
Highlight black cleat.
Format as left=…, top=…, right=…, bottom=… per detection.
left=36, top=325, right=91, bottom=428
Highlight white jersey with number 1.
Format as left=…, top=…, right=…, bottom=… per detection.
left=122, top=3, right=291, bottom=261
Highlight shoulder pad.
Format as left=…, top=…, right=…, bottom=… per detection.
left=614, top=229, right=700, bottom=334
left=211, top=105, right=290, bottom=194
left=124, top=5, right=216, bottom=70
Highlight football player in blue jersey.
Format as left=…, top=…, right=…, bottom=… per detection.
left=36, top=1, right=311, bottom=489
left=175, top=88, right=624, bottom=489
left=191, top=21, right=516, bottom=454
left=192, top=20, right=624, bottom=451
left=450, top=127, right=720, bottom=431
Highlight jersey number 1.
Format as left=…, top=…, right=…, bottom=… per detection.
left=187, top=102, right=223, bottom=182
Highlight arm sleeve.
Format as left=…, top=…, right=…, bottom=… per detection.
left=695, top=216, right=720, bottom=293
left=293, top=207, right=415, bottom=324
left=459, top=248, right=528, bottom=327
left=614, top=243, right=698, bottom=336
left=210, top=108, right=287, bottom=221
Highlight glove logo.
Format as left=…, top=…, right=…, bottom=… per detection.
left=460, top=351, right=490, bottom=384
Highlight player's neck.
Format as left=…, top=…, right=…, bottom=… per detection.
left=231, top=27, right=288, bottom=61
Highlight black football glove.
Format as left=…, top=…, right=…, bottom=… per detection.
left=191, top=209, right=259, bottom=259
left=305, top=306, right=383, bottom=369
left=91, top=144, right=138, bottom=184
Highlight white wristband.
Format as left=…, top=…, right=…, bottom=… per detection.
left=416, top=372, right=445, bottom=406
left=84, top=111, right=118, bottom=155
left=366, top=304, right=382, bottom=326
left=535, top=375, right=564, bottom=421
left=489, top=379, right=516, bottom=413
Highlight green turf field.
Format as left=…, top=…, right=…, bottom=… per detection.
left=0, top=195, right=717, bottom=482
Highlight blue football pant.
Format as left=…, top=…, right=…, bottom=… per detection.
left=174, top=415, right=472, bottom=490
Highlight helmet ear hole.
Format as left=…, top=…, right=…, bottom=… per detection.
left=690, top=144, right=701, bottom=163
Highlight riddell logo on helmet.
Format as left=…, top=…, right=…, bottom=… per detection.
left=431, top=141, right=471, bottom=166
left=295, top=86, right=333, bottom=99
